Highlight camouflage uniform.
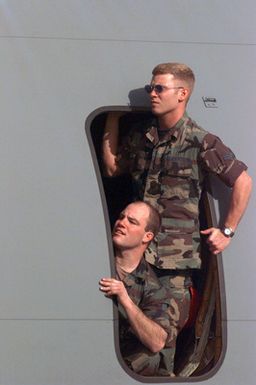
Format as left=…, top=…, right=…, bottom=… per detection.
left=117, top=257, right=178, bottom=376
left=118, top=112, right=247, bottom=371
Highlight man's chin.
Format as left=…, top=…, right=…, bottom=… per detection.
left=112, top=235, right=124, bottom=246
left=151, top=106, right=161, bottom=116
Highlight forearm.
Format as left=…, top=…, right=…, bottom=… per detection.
left=123, top=296, right=167, bottom=353
left=102, top=112, right=122, bottom=176
left=224, top=170, right=252, bottom=230
left=99, top=277, right=167, bottom=352
left=201, top=171, right=252, bottom=254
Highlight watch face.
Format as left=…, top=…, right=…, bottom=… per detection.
left=223, top=227, right=234, bottom=237
left=224, top=228, right=231, bottom=236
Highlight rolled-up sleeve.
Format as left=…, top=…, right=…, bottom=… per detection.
left=200, top=133, right=248, bottom=187
left=142, top=283, right=178, bottom=348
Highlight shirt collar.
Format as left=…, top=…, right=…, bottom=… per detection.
left=120, top=258, right=147, bottom=287
left=146, top=112, right=188, bottom=144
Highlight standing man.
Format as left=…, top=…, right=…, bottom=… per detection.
left=99, top=201, right=177, bottom=376
left=102, top=62, right=252, bottom=370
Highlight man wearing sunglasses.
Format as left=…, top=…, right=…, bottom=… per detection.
left=102, top=62, right=252, bottom=372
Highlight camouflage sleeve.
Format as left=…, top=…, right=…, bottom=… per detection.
left=141, top=271, right=177, bottom=347
left=200, top=133, right=248, bottom=187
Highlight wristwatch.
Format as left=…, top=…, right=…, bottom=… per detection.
left=222, top=226, right=235, bottom=238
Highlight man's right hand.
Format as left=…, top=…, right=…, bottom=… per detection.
left=99, top=277, right=130, bottom=305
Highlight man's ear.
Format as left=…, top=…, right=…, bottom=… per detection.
left=178, top=87, right=189, bottom=102
left=143, top=231, right=154, bottom=244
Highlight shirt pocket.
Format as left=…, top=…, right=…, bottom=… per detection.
left=160, top=156, right=193, bottom=199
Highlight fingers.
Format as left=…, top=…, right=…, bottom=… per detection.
left=99, top=278, right=118, bottom=287
left=201, top=228, right=231, bottom=254
left=201, top=227, right=220, bottom=241
left=99, top=278, right=121, bottom=297
left=99, top=278, right=112, bottom=295
left=200, top=228, right=214, bottom=235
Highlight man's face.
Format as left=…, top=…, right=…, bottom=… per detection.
left=112, top=203, right=152, bottom=250
left=148, top=73, right=185, bottom=117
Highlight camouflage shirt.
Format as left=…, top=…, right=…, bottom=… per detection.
left=117, top=257, right=176, bottom=354
left=119, top=112, right=247, bottom=269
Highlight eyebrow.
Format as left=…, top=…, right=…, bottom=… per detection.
left=120, top=211, right=140, bottom=226
left=127, top=215, right=140, bottom=225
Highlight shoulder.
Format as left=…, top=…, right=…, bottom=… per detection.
left=141, top=260, right=169, bottom=299
left=136, top=258, right=161, bottom=288
left=184, top=115, right=209, bottom=142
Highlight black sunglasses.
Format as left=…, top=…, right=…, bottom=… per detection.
left=144, top=84, right=184, bottom=94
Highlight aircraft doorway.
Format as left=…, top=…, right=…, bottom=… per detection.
left=86, top=107, right=227, bottom=381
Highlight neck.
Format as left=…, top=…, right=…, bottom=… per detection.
left=115, top=248, right=143, bottom=273
left=157, top=108, right=185, bottom=130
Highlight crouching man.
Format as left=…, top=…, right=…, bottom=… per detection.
left=99, top=201, right=177, bottom=376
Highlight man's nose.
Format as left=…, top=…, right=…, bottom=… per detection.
left=150, top=88, right=158, bottom=96
left=117, top=218, right=126, bottom=227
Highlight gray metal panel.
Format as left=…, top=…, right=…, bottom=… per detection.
left=0, top=1, right=255, bottom=384
left=0, top=320, right=126, bottom=385
left=0, top=40, right=113, bottom=320
left=0, top=0, right=255, bottom=44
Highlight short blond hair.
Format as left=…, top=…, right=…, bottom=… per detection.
left=152, top=62, right=195, bottom=95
